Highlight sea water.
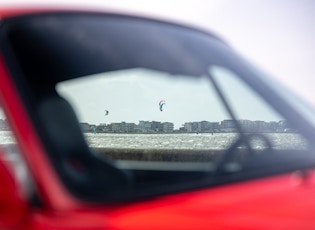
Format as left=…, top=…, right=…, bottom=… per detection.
left=0, top=131, right=308, bottom=151
left=84, top=132, right=308, bottom=150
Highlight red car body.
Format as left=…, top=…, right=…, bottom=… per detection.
left=0, top=6, right=315, bottom=230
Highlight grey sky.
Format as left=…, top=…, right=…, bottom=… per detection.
left=56, top=69, right=226, bottom=128
left=56, top=67, right=281, bottom=129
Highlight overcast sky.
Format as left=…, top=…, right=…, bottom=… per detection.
left=56, top=67, right=282, bottom=128
left=1, top=0, right=314, bottom=124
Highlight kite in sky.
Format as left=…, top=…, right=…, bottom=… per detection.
left=159, top=100, right=166, bottom=111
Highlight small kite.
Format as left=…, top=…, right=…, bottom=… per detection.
left=105, top=110, right=109, bottom=116
left=159, top=100, right=166, bottom=111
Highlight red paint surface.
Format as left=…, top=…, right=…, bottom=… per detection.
left=0, top=151, right=27, bottom=229
left=105, top=172, right=315, bottom=230
left=15, top=172, right=315, bottom=230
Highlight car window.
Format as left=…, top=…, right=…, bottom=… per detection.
left=56, top=66, right=310, bottom=168
left=56, top=69, right=231, bottom=153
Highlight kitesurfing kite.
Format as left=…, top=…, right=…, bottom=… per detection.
left=105, top=110, right=109, bottom=116
left=159, top=100, right=166, bottom=111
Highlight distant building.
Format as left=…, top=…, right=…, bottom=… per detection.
left=198, top=121, right=219, bottom=132
left=210, top=122, right=220, bottom=131
left=178, top=127, right=185, bottom=133
left=162, top=122, right=174, bottom=133
left=111, top=122, right=136, bottom=133
left=183, top=122, right=193, bottom=132
left=198, top=121, right=210, bottom=132
left=238, top=119, right=254, bottom=132
left=139, top=121, right=152, bottom=133
left=79, top=119, right=289, bottom=134
left=253, top=120, right=267, bottom=132
left=221, top=120, right=237, bottom=132
left=111, top=123, right=122, bottom=132
left=151, top=121, right=163, bottom=132
left=183, top=122, right=199, bottom=132
left=184, top=121, right=219, bottom=133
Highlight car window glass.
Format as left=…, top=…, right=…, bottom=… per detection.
left=209, top=66, right=309, bottom=151
left=237, top=62, right=315, bottom=129
left=56, top=68, right=239, bottom=163
left=56, top=65, right=310, bottom=167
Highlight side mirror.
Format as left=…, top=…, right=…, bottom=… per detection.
left=0, top=150, right=27, bottom=229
